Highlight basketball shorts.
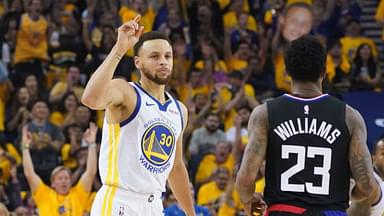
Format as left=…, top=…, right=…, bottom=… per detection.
left=265, top=204, right=347, bottom=216
left=90, top=185, right=163, bottom=216
left=371, top=176, right=384, bottom=216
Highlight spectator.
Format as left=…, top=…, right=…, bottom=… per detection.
left=0, top=164, right=23, bottom=211
left=189, top=113, right=226, bottom=156
left=49, top=66, right=84, bottom=104
left=373, top=138, right=384, bottom=180
left=6, top=87, right=31, bottom=141
left=21, top=123, right=97, bottom=216
left=12, top=0, right=48, bottom=88
left=326, top=40, right=351, bottom=92
left=271, top=2, right=314, bottom=94
left=24, top=74, right=47, bottom=101
left=225, top=105, right=251, bottom=162
left=350, top=43, right=382, bottom=91
left=49, top=92, right=79, bottom=128
left=218, top=70, right=258, bottom=130
left=24, top=100, right=64, bottom=183
left=340, top=19, right=378, bottom=63
left=195, top=141, right=235, bottom=186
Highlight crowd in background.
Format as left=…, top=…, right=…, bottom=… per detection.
left=0, top=0, right=383, bottom=215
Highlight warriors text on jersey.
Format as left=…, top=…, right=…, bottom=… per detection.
left=265, top=94, right=350, bottom=210
left=99, top=82, right=183, bottom=194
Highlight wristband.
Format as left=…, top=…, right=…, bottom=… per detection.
left=22, top=144, right=30, bottom=150
left=88, top=143, right=97, bottom=148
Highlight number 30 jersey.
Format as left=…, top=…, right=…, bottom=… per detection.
left=99, top=82, right=183, bottom=194
left=265, top=94, right=350, bottom=210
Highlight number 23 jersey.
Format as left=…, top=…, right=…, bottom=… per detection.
left=99, top=82, right=183, bottom=194
left=265, top=94, right=350, bottom=210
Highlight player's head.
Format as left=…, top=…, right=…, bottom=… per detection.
left=284, top=35, right=326, bottom=83
left=134, top=31, right=173, bottom=85
left=50, top=166, right=72, bottom=195
left=372, top=139, right=384, bottom=177
left=281, top=3, right=314, bottom=42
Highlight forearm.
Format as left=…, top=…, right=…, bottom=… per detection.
left=347, top=199, right=371, bottom=216
left=22, top=148, right=36, bottom=180
left=82, top=46, right=122, bottom=109
left=85, top=143, right=98, bottom=177
left=236, top=169, right=257, bottom=203
left=168, top=164, right=195, bottom=216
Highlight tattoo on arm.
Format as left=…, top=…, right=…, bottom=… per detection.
left=236, top=104, right=268, bottom=196
left=348, top=107, right=377, bottom=197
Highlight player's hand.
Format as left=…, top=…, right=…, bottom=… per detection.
left=243, top=193, right=267, bottom=216
left=21, top=125, right=32, bottom=146
left=115, top=15, right=144, bottom=55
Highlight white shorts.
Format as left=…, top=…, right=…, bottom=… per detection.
left=371, top=174, right=384, bottom=216
left=90, top=185, right=164, bottom=216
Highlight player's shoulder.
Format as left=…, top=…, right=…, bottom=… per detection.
left=249, top=103, right=268, bottom=127
left=345, top=104, right=365, bottom=134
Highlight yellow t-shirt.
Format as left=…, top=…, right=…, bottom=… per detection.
left=194, top=60, right=228, bottom=74
left=326, top=54, right=351, bottom=81
left=119, top=6, right=155, bottom=32
left=33, top=180, right=90, bottom=216
left=217, top=0, right=249, bottom=11
left=61, top=144, right=78, bottom=169
left=286, top=0, right=312, bottom=5
left=197, top=181, right=226, bottom=205
left=50, top=81, right=84, bottom=102
left=340, top=36, right=378, bottom=62
left=14, top=13, right=48, bottom=63
left=223, top=11, right=257, bottom=31
left=219, top=84, right=255, bottom=130
left=226, top=57, right=248, bottom=72
left=0, top=144, right=21, bottom=184
left=274, top=52, right=292, bottom=93
left=50, top=111, right=65, bottom=127
left=195, top=154, right=235, bottom=184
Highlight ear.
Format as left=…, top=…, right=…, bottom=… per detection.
left=134, top=56, right=140, bottom=69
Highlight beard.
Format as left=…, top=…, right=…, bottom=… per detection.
left=141, top=64, right=171, bottom=85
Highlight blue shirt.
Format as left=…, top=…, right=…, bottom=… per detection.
left=164, top=204, right=211, bottom=216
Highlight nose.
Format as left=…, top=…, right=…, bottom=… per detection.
left=159, top=56, right=168, bottom=66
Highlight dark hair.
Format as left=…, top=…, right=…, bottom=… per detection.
left=284, top=2, right=314, bottom=16
left=133, top=31, right=171, bottom=56
left=284, top=35, right=326, bottom=82
left=372, top=138, right=384, bottom=155
left=57, top=92, right=79, bottom=113
left=353, top=43, right=376, bottom=78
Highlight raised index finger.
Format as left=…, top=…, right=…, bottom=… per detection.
left=134, top=14, right=141, bottom=23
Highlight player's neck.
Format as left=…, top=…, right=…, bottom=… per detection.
left=291, top=80, right=323, bottom=98
left=138, top=80, right=167, bottom=103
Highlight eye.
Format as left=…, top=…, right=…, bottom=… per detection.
left=150, top=55, right=158, bottom=59
left=165, top=55, right=172, bottom=59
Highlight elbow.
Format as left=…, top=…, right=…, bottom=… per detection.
left=81, top=94, right=98, bottom=109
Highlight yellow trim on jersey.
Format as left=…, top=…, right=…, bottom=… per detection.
left=102, top=124, right=121, bottom=215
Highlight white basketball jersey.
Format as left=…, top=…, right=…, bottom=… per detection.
left=99, top=82, right=183, bottom=193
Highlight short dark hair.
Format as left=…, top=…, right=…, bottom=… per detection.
left=284, top=35, right=326, bottom=82
left=284, top=2, right=314, bottom=16
left=133, top=31, right=171, bottom=56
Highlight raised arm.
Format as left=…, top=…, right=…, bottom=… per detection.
left=235, top=104, right=268, bottom=215
left=168, top=102, right=196, bottom=216
left=347, top=106, right=380, bottom=203
left=21, top=125, right=42, bottom=193
left=79, top=122, right=98, bottom=192
left=81, top=15, right=144, bottom=110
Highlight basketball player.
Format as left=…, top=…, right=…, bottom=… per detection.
left=348, top=139, right=384, bottom=216
left=82, top=16, right=195, bottom=216
left=235, top=35, right=381, bottom=216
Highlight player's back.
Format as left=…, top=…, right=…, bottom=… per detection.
left=265, top=93, right=350, bottom=210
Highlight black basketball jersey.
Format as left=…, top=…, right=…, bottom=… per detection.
left=265, top=94, right=351, bottom=210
